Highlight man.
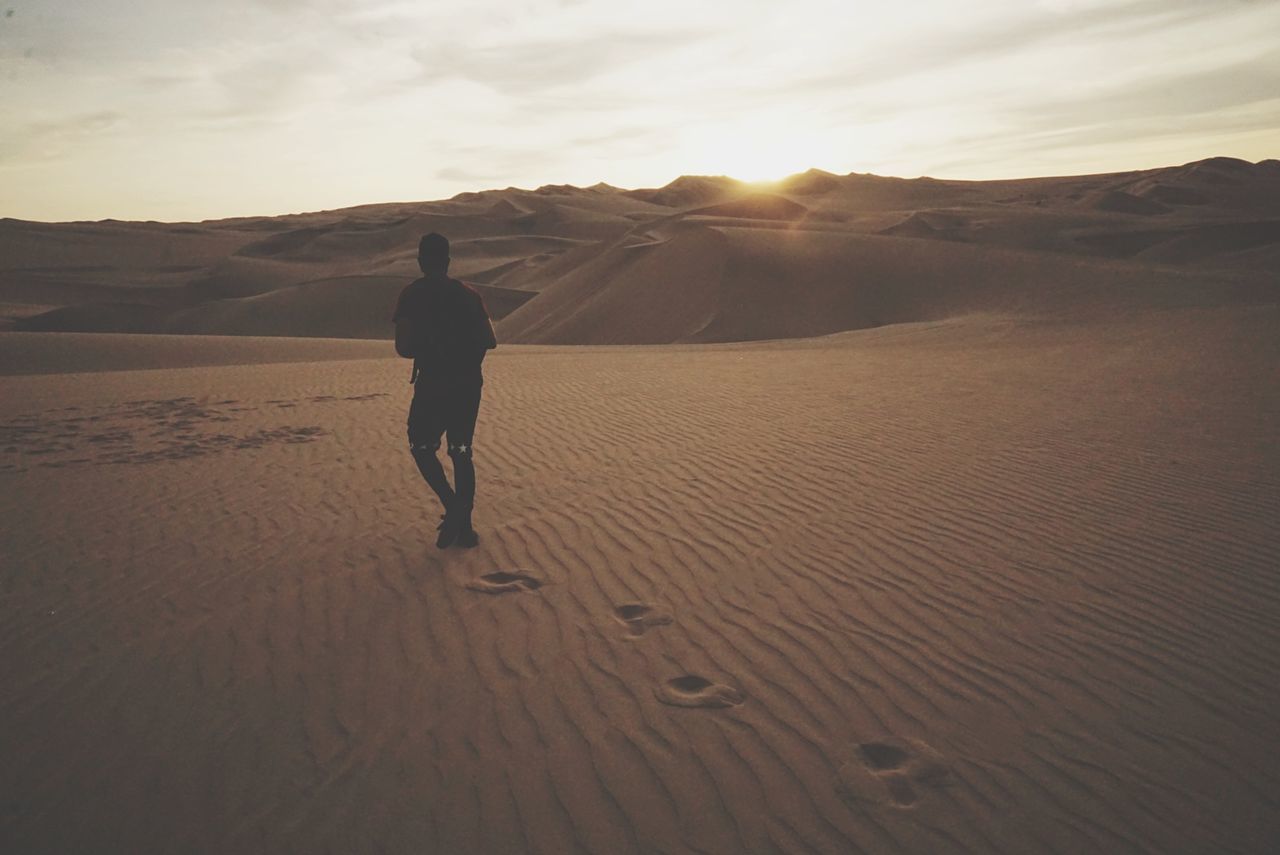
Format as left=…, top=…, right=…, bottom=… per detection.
left=394, top=233, right=497, bottom=549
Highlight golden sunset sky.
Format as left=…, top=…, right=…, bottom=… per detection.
left=2, top=0, right=1278, bottom=221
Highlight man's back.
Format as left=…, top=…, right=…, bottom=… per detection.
left=394, top=273, right=496, bottom=385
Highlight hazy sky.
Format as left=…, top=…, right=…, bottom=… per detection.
left=2, top=0, right=1278, bottom=221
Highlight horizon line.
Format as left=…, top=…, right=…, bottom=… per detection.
left=6, top=153, right=1273, bottom=226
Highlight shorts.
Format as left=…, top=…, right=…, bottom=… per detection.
left=407, top=380, right=483, bottom=451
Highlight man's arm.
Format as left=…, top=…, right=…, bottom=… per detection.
left=394, top=318, right=419, bottom=359
left=473, top=289, right=497, bottom=352
left=480, top=308, right=497, bottom=352
left=392, top=285, right=419, bottom=358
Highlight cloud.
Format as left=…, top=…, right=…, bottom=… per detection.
left=1021, top=60, right=1280, bottom=129
left=770, top=0, right=1236, bottom=100
left=0, top=110, right=125, bottom=163
left=408, top=27, right=714, bottom=96
left=435, top=165, right=496, bottom=183
left=202, top=46, right=331, bottom=121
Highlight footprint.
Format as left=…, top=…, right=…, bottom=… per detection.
left=860, top=741, right=910, bottom=771
left=881, top=774, right=918, bottom=807
left=466, top=572, right=543, bottom=595
left=655, top=675, right=745, bottom=709
left=614, top=603, right=673, bottom=636
left=837, top=737, right=949, bottom=810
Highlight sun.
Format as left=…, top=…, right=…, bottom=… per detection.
left=679, top=118, right=839, bottom=186
left=715, top=141, right=806, bottom=185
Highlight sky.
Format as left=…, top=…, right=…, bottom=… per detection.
left=1, top=0, right=1278, bottom=222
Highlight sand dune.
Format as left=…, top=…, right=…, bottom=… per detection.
left=165, top=277, right=533, bottom=339
left=879, top=211, right=967, bottom=239
left=0, top=217, right=250, bottom=270
left=1082, top=189, right=1170, bottom=216
left=497, top=221, right=1276, bottom=344
left=777, top=168, right=844, bottom=196
left=0, top=331, right=389, bottom=375
left=4, top=158, right=1278, bottom=343
left=2, top=308, right=1277, bottom=853
left=16, top=302, right=177, bottom=335
left=14, top=277, right=534, bottom=339
left=1135, top=220, right=1280, bottom=265
left=625, top=174, right=745, bottom=207
left=689, top=192, right=810, bottom=221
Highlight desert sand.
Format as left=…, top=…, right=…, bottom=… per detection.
left=2, top=160, right=1279, bottom=853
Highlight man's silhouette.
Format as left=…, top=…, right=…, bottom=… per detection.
left=394, top=233, right=497, bottom=548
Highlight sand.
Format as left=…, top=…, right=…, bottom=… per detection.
left=2, top=158, right=1279, bottom=853
left=2, top=307, right=1278, bottom=854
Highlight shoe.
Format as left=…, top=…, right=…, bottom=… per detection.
left=436, top=513, right=459, bottom=549
left=453, top=526, right=480, bottom=549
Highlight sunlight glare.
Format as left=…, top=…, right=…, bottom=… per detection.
left=674, top=115, right=847, bottom=185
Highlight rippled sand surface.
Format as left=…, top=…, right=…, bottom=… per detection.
left=3, top=310, right=1277, bottom=853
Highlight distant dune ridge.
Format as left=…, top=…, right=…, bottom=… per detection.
left=3, top=157, right=1277, bottom=341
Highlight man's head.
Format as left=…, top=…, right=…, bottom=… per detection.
left=418, top=232, right=450, bottom=274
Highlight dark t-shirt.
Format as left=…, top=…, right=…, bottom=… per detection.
left=393, top=273, right=496, bottom=385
